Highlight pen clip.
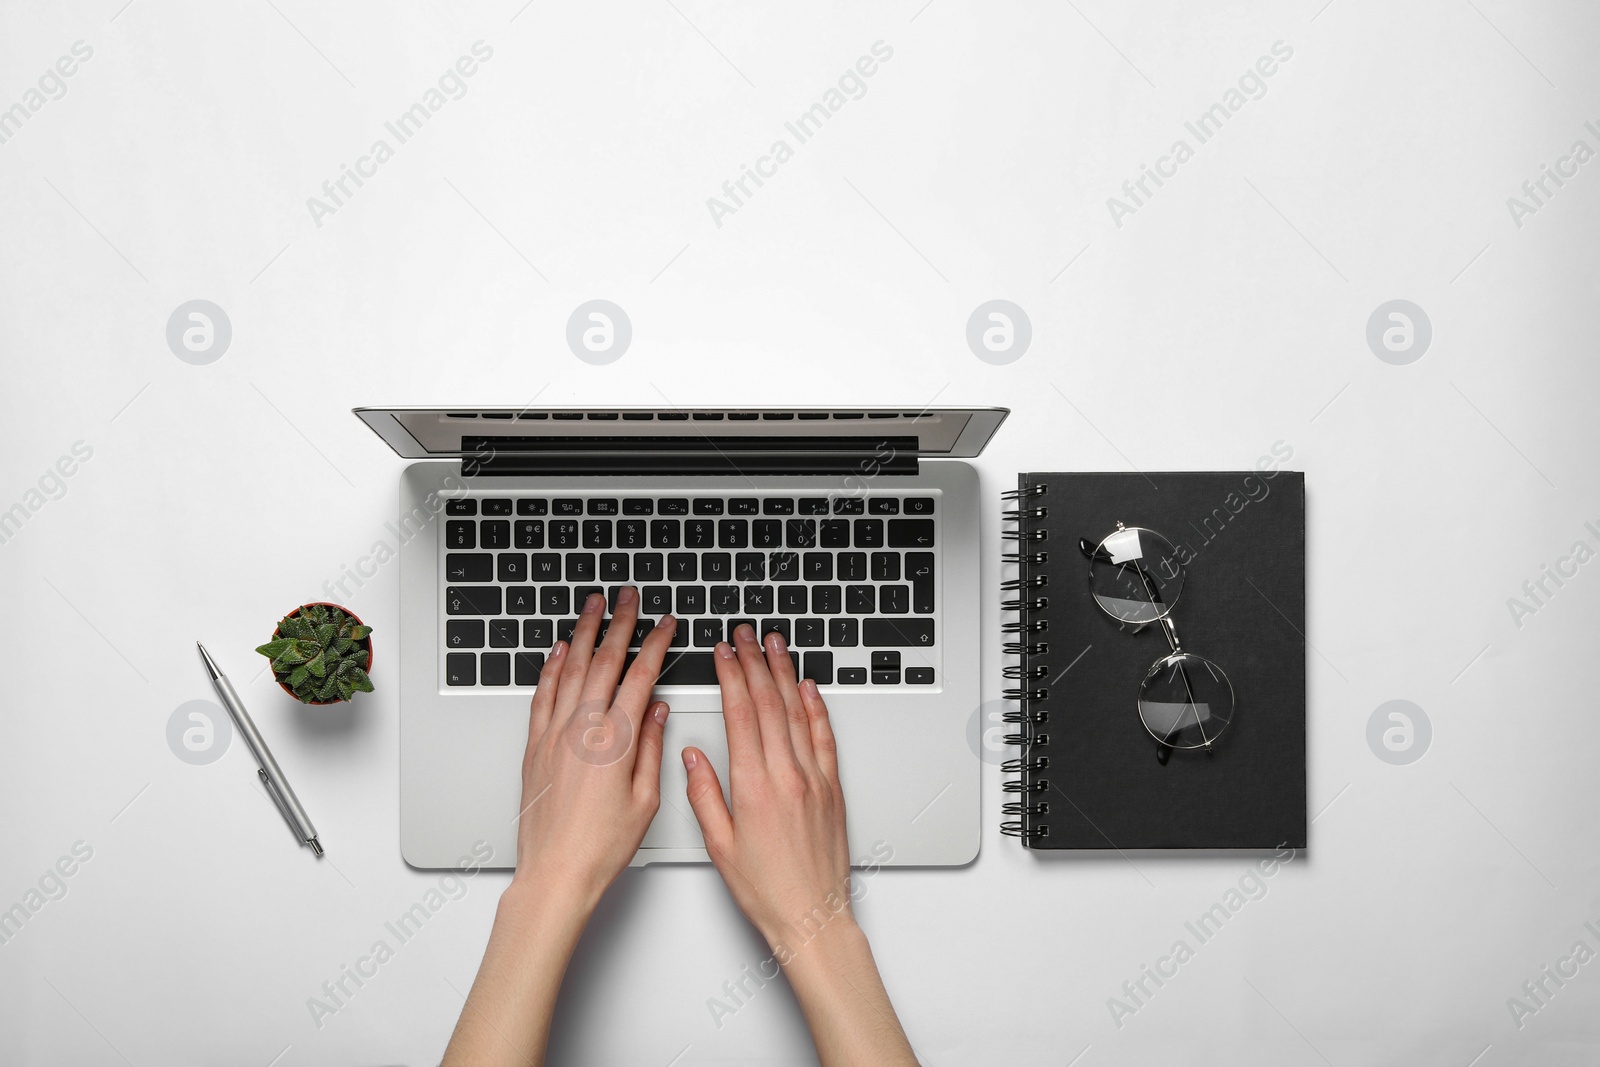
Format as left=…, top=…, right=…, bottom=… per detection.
left=258, top=768, right=300, bottom=839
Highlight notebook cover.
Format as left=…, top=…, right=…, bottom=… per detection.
left=1013, top=471, right=1306, bottom=850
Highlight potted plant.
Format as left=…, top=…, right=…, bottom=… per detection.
left=256, top=603, right=375, bottom=705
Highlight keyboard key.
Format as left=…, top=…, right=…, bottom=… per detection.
left=446, top=499, right=478, bottom=516
left=743, top=585, right=773, bottom=613
left=821, top=520, right=849, bottom=547
left=812, top=586, right=841, bottom=614
left=482, top=520, right=511, bottom=549
left=446, top=653, right=476, bottom=685
left=446, top=619, right=485, bottom=648
left=671, top=624, right=689, bottom=648
left=798, top=497, right=830, bottom=515
left=653, top=650, right=717, bottom=684
left=642, top=586, right=672, bottom=614
left=753, top=520, right=782, bottom=548
left=517, top=498, right=548, bottom=516
left=694, top=619, right=721, bottom=646
left=729, top=499, right=759, bottom=515
left=600, top=553, right=630, bottom=581
left=622, top=498, right=653, bottom=515
left=710, top=586, right=739, bottom=614
left=778, top=585, right=808, bottom=614
left=523, top=619, right=552, bottom=647
left=763, top=498, right=794, bottom=515
left=651, top=519, right=681, bottom=549
left=446, top=520, right=476, bottom=550
left=515, top=652, right=546, bottom=685
left=803, top=552, right=833, bottom=581
left=718, top=519, right=749, bottom=548
left=490, top=619, right=519, bottom=648
left=868, top=498, right=899, bottom=515
left=903, top=497, right=935, bottom=515
left=582, top=520, right=612, bottom=549
left=906, top=667, right=934, bottom=684
left=872, top=668, right=901, bottom=685
left=676, top=586, right=706, bottom=614
left=447, top=586, right=501, bottom=615
left=669, top=552, right=698, bottom=581
left=575, top=586, right=602, bottom=609
left=863, top=618, right=934, bottom=647
left=685, top=519, right=716, bottom=548
left=554, top=499, right=583, bottom=516
left=838, top=667, right=867, bottom=685
left=483, top=498, right=513, bottom=516
left=630, top=621, right=653, bottom=646
left=617, top=520, right=647, bottom=549
left=888, top=519, right=935, bottom=548
left=795, top=618, right=825, bottom=646
left=587, top=498, right=619, bottom=516
left=658, top=498, right=689, bottom=516
left=853, top=519, right=884, bottom=548
left=846, top=585, right=875, bottom=614
left=728, top=618, right=756, bottom=642
left=540, top=587, right=570, bottom=615
left=803, top=651, right=834, bottom=684
left=550, top=521, right=579, bottom=549
left=880, top=585, right=910, bottom=614
left=833, top=498, right=864, bottom=515
left=481, top=652, right=511, bottom=686
left=634, top=553, right=664, bottom=581
left=557, top=619, right=577, bottom=642
left=761, top=618, right=790, bottom=644
left=786, top=519, right=817, bottom=548
left=872, top=651, right=900, bottom=669
left=506, top=587, right=537, bottom=614
left=695, top=552, right=727, bottom=581
left=735, top=552, right=765, bottom=582
left=446, top=553, right=491, bottom=582
left=498, top=553, right=528, bottom=583
left=530, top=553, right=561, bottom=581
left=838, top=552, right=867, bottom=581
left=515, top=520, right=545, bottom=549
left=871, top=552, right=901, bottom=581
left=769, top=551, right=799, bottom=581
left=607, top=586, right=627, bottom=611
left=828, top=618, right=859, bottom=646
left=693, top=498, right=725, bottom=515
left=565, top=554, right=596, bottom=581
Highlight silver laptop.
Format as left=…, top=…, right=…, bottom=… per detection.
left=354, top=405, right=1008, bottom=867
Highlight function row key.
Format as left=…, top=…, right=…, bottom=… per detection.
left=517, top=499, right=549, bottom=515
left=482, top=498, right=514, bottom=516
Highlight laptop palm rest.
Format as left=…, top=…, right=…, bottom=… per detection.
left=640, top=711, right=729, bottom=849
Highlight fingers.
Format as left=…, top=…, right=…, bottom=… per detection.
left=733, top=624, right=794, bottom=762
left=614, top=613, right=677, bottom=728
left=762, top=632, right=816, bottom=769
left=713, top=638, right=762, bottom=764
left=681, top=746, right=732, bottom=854
left=527, top=639, right=569, bottom=742
left=798, top=677, right=840, bottom=785
left=577, top=586, right=639, bottom=713
left=552, top=592, right=607, bottom=728
left=632, top=701, right=669, bottom=804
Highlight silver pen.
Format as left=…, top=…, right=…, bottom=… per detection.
left=197, top=643, right=324, bottom=856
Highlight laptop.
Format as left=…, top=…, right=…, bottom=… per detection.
left=353, top=405, right=1008, bottom=867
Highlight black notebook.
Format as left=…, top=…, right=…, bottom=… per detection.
left=1001, top=471, right=1306, bottom=850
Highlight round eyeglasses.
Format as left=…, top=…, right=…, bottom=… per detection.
left=1081, top=523, right=1234, bottom=760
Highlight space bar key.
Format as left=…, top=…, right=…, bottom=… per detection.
left=863, top=619, right=935, bottom=647
left=649, top=651, right=719, bottom=685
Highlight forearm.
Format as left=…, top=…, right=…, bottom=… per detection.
left=774, top=918, right=918, bottom=1067
left=442, top=882, right=595, bottom=1067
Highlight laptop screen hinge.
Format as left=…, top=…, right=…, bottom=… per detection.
left=459, top=437, right=921, bottom=478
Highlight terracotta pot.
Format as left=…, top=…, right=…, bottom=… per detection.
left=272, top=602, right=373, bottom=705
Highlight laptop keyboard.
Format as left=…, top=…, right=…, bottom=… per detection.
left=439, top=494, right=939, bottom=689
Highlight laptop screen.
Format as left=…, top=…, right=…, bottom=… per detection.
left=354, top=407, right=1008, bottom=460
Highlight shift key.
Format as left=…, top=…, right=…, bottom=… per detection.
left=863, top=618, right=934, bottom=647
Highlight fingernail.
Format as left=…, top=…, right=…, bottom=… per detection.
left=682, top=748, right=698, bottom=769
left=801, top=678, right=818, bottom=696
left=653, top=703, right=669, bottom=725
left=583, top=593, right=603, bottom=613
left=767, top=632, right=787, bottom=653
left=716, top=641, right=736, bottom=660
left=656, top=612, right=676, bottom=630
left=735, top=623, right=755, bottom=643
left=618, top=585, right=637, bottom=605
left=551, top=640, right=567, bottom=659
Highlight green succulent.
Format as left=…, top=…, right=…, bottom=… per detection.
left=256, top=604, right=374, bottom=704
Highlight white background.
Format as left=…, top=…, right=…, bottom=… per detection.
left=3, top=1, right=1599, bottom=1064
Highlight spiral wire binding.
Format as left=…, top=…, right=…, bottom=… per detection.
left=999, top=483, right=1050, bottom=840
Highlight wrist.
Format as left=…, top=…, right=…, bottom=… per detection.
left=766, top=910, right=866, bottom=976
left=499, top=876, right=599, bottom=943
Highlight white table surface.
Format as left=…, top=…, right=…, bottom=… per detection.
left=4, top=2, right=1599, bottom=1064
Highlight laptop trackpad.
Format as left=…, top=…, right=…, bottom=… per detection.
left=641, top=712, right=730, bottom=849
